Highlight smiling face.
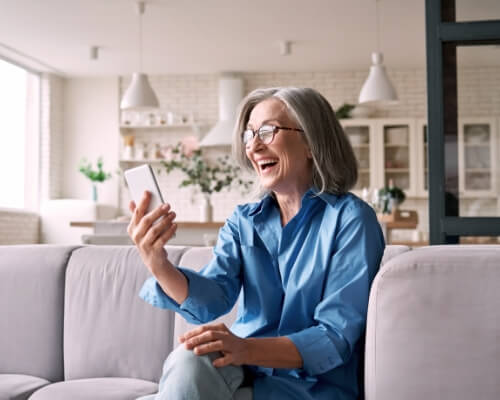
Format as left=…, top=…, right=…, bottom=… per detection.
left=245, top=98, right=313, bottom=196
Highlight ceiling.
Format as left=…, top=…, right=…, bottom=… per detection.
left=0, top=0, right=499, bottom=77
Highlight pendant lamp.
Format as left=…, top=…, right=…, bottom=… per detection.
left=359, top=0, right=398, bottom=105
left=120, top=1, right=159, bottom=110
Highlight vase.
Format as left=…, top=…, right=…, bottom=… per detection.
left=200, top=194, right=213, bottom=222
left=92, top=184, right=98, bottom=202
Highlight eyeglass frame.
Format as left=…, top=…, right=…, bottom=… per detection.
left=242, top=124, right=304, bottom=146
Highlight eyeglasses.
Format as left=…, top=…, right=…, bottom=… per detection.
left=242, top=124, right=304, bottom=146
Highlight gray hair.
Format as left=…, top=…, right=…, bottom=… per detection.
left=232, top=87, right=358, bottom=195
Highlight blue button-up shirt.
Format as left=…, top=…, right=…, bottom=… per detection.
left=140, top=189, right=385, bottom=400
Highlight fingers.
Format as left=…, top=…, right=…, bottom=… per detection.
left=129, top=200, right=136, bottom=213
left=212, top=354, right=232, bottom=368
left=183, top=329, right=224, bottom=348
left=144, top=211, right=176, bottom=247
left=192, top=340, right=224, bottom=356
left=179, top=323, right=228, bottom=343
left=130, top=202, right=173, bottom=245
left=153, top=221, right=177, bottom=249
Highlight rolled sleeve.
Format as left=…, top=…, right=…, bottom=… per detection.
left=139, top=271, right=218, bottom=324
left=138, top=208, right=244, bottom=325
left=287, top=325, right=345, bottom=375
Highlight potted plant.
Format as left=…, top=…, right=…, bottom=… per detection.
left=78, top=157, right=112, bottom=202
left=378, top=180, right=406, bottom=214
left=159, top=137, right=253, bottom=221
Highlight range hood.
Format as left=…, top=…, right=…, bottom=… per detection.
left=199, top=74, right=244, bottom=147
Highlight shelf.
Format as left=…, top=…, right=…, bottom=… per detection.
left=464, top=143, right=490, bottom=148
left=120, top=123, right=200, bottom=130
left=119, top=158, right=167, bottom=164
left=384, top=143, right=409, bottom=148
left=385, top=168, right=410, bottom=172
left=351, top=143, right=370, bottom=148
left=465, top=169, right=491, bottom=174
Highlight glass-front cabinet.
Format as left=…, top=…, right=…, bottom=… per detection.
left=416, top=117, right=497, bottom=199
left=341, top=118, right=418, bottom=196
left=458, top=118, right=497, bottom=197
left=377, top=119, right=418, bottom=197
left=341, top=117, right=498, bottom=202
left=340, top=119, right=377, bottom=194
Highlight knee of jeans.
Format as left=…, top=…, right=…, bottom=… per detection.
left=163, top=345, right=215, bottom=375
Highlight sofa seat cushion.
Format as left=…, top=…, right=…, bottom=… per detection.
left=0, top=374, right=50, bottom=400
left=28, top=378, right=157, bottom=400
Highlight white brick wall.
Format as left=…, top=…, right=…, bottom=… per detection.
left=118, top=66, right=500, bottom=223
left=0, top=209, right=40, bottom=245
left=40, top=73, right=65, bottom=201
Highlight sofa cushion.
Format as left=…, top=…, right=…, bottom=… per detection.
left=28, top=378, right=157, bottom=400
left=365, top=245, right=500, bottom=400
left=64, top=246, right=186, bottom=383
left=0, top=374, right=50, bottom=400
left=0, top=245, right=78, bottom=382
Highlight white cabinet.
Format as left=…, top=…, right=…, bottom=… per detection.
left=341, top=119, right=377, bottom=193
left=376, top=119, right=418, bottom=197
left=458, top=117, right=497, bottom=197
left=415, top=117, right=498, bottom=199
left=341, top=118, right=418, bottom=196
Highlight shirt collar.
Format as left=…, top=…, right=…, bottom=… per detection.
left=248, top=187, right=338, bottom=217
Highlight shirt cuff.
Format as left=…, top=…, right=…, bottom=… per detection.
left=138, top=273, right=204, bottom=324
left=139, top=276, right=180, bottom=308
left=138, top=268, right=225, bottom=325
left=287, top=325, right=345, bottom=376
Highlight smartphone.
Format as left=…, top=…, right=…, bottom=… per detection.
left=124, top=164, right=164, bottom=214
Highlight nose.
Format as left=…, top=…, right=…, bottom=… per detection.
left=245, top=134, right=265, bottom=151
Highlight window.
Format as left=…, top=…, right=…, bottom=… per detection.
left=0, top=58, right=40, bottom=209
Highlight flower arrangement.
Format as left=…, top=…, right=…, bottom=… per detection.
left=78, top=157, right=112, bottom=202
left=78, top=157, right=112, bottom=183
left=159, top=137, right=253, bottom=195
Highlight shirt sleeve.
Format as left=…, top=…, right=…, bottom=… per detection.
left=287, top=202, right=385, bottom=376
left=139, top=208, right=243, bottom=325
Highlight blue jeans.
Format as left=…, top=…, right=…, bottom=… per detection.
left=137, top=346, right=253, bottom=400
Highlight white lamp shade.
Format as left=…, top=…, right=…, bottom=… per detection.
left=359, top=52, right=398, bottom=105
left=120, top=73, right=159, bottom=110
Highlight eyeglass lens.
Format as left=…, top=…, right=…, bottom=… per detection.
left=243, top=125, right=275, bottom=145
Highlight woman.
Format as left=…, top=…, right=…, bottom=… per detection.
left=129, top=87, right=385, bottom=400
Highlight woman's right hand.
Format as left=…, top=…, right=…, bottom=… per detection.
left=127, top=191, right=178, bottom=277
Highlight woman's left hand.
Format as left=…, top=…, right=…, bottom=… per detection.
left=179, top=323, right=249, bottom=367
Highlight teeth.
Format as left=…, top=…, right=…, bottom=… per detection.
left=257, top=159, right=278, bottom=166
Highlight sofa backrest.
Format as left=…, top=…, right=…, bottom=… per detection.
left=365, top=245, right=500, bottom=400
left=63, top=245, right=186, bottom=383
left=0, top=245, right=78, bottom=382
left=172, top=244, right=410, bottom=345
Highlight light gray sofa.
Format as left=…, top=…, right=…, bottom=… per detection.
left=1, top=244, right=499, bottom=400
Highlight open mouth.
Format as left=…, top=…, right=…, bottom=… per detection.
left=257, top=159, right=278, bottom=174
